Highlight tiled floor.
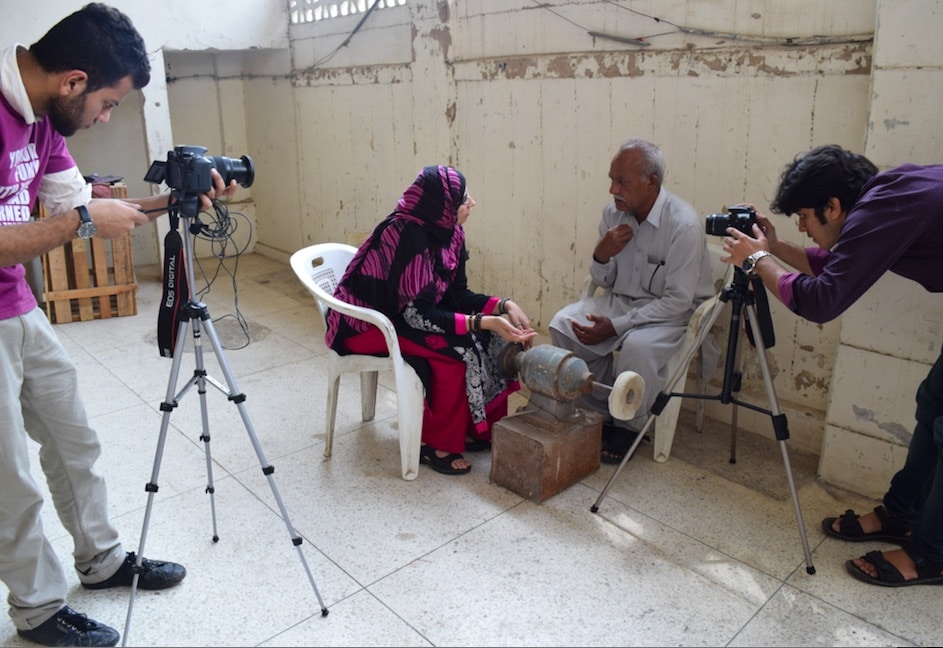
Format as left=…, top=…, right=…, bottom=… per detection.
left=2, top=253, right=939, bottom=647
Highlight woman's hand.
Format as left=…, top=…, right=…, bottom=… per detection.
left=503, top=300, right=531, bottom=331
left=486, top=316, right=539, bottom=347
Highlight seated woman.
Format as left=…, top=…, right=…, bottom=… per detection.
left=324, top=165, right=537, bottom=475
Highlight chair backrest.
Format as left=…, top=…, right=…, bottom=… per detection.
left=290, top=242, right=358, bottom=328
left=706, top=242, right=731, bottom=293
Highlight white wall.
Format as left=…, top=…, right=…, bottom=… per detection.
left=5, top=0, right=942, bottom=497
left=278, top=0, right=943, bottom=496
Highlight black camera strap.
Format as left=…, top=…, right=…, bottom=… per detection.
left=157, top=212, right=190, bottom=358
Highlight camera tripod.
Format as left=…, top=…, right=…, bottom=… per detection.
left=590, top=265, right=816, bottom=575
left=122, top=195, right=328, bottom=646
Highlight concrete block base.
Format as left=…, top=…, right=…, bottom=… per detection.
left=490, top=407, right=603, bottom=503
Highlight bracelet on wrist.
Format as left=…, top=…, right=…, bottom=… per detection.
left=473, top=312, right=484, bottom=333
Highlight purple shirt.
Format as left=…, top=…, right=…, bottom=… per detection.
left=779, top=163, right=943, bottom=323
left=0, top=92, right=78, bottom=319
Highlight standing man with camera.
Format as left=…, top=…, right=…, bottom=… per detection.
left=549, top=138, right=716, bottom=463
left=1, top=4, right=235, bottom=646
left=722, top=143, right=943, bottom=587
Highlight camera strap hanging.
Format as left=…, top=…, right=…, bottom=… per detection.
left=157, top=209, right=190, bottom=357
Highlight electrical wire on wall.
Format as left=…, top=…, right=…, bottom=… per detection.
left=188, top=199, right=255, bottom=350
left=530, top=0, right=873, bottom=48
left=304, top=0, right=382, bottom=69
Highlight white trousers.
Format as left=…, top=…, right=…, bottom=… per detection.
left=0, top=307, right=124, bottom=630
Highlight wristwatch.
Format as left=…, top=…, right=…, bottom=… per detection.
left=742, top=250, right=771, bottom=277
left=75, top=205, right=96, bottom=239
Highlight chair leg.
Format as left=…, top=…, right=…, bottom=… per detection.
left=360, top=371, right=378, bottom=421
left=695, top=377, right=708, bottom=432
left=324, top=373, right=341, bottom=459
left=653, top=373, right=686, bottom=463
left=394, top=367, right=424, bottom=481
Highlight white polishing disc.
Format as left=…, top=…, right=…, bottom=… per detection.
left=608, top=371, right=645, bottom=420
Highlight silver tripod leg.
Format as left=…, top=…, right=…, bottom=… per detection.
left=123, top=313, right=193, bottom=645
left=590, top=284, right=816, bottom=575
left=592, top=291, right=729, bottom=510
left=123, top=223, right=328, bottom=647
left=742, top=302, right=815, bottom=574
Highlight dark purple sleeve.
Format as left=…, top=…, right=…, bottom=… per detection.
left=788, top=165, right=943, bottom=323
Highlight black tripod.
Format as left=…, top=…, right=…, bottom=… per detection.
left=590, top=266, right=816, bottom=575
left=123, top=195, right=328, bottom=646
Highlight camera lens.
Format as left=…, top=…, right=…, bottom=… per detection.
left=705, top=214, right=731, bottom=236
left=210, top=155, right=255, bottom=188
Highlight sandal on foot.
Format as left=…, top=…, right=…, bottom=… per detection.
left=420, top=445, right=471, bottom=475
left=821, top=505, right=912, bottom=544
left=600, top=424, right=649, bottom=465
left=846, top=548, right=943, bottom=587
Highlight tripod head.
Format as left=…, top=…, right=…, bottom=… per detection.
left=722, top=266, right=776, bottom=349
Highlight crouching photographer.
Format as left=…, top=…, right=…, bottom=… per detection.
left=720, top=144, right=943, bottom=588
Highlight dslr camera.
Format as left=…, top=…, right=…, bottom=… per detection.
left=705, top=205, right=757, bottom=236
left=145, top=145, right=254, bottom=194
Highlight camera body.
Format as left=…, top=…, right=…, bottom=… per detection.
left=705, top=205, right=757, bottom=236
left=145, top=145, right=254, bottom=194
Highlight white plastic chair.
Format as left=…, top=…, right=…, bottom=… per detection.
left=290, top=243, right=425, bottom=481
left=582, top=243, right=728, bottom=462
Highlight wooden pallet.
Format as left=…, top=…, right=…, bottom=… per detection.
left=40, top=183, right=138, bottom=323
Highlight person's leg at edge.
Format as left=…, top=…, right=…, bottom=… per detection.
left=18, top=311, right=126, bottom=585
left=831, top=346, right=942, bottom=538
left=849, top=345, right=943, bottom=580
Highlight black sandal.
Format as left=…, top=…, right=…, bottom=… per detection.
left=600, top=424, right=648, bottom=465
left=465, top=437, right=492, bottom=452
left=420, top=445, right=471, bottom=475
left=846, top=547, right=943, bottom=587
left=821, top=505, right=912, bottom=545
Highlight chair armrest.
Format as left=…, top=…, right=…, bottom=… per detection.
left=322, top=292, right=405, bottom=359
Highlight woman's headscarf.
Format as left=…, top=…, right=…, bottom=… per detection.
left=325, top=165, right=467, bottom=345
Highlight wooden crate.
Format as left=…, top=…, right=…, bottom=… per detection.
left=40, top=183, right=138, bottom=323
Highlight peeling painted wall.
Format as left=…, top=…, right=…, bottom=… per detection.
left=5, top=0, right=941, bottom=497
left=273, top=0, right=943, bottom=497
left=275, top=0, right=885, bottom=457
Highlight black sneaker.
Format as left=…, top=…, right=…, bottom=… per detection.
left=82, top=551, right=186, bottom=591
left=17, top=606, right=119, bottom=647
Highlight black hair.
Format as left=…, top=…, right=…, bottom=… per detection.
left=770, top=144, right=879, bottom=222
left=29, top=2, right=150, bottom=92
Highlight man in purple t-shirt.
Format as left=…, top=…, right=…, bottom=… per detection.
left=722, top=144, right=943, bottom=588
left=1, top=5, right=234, bottom=646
